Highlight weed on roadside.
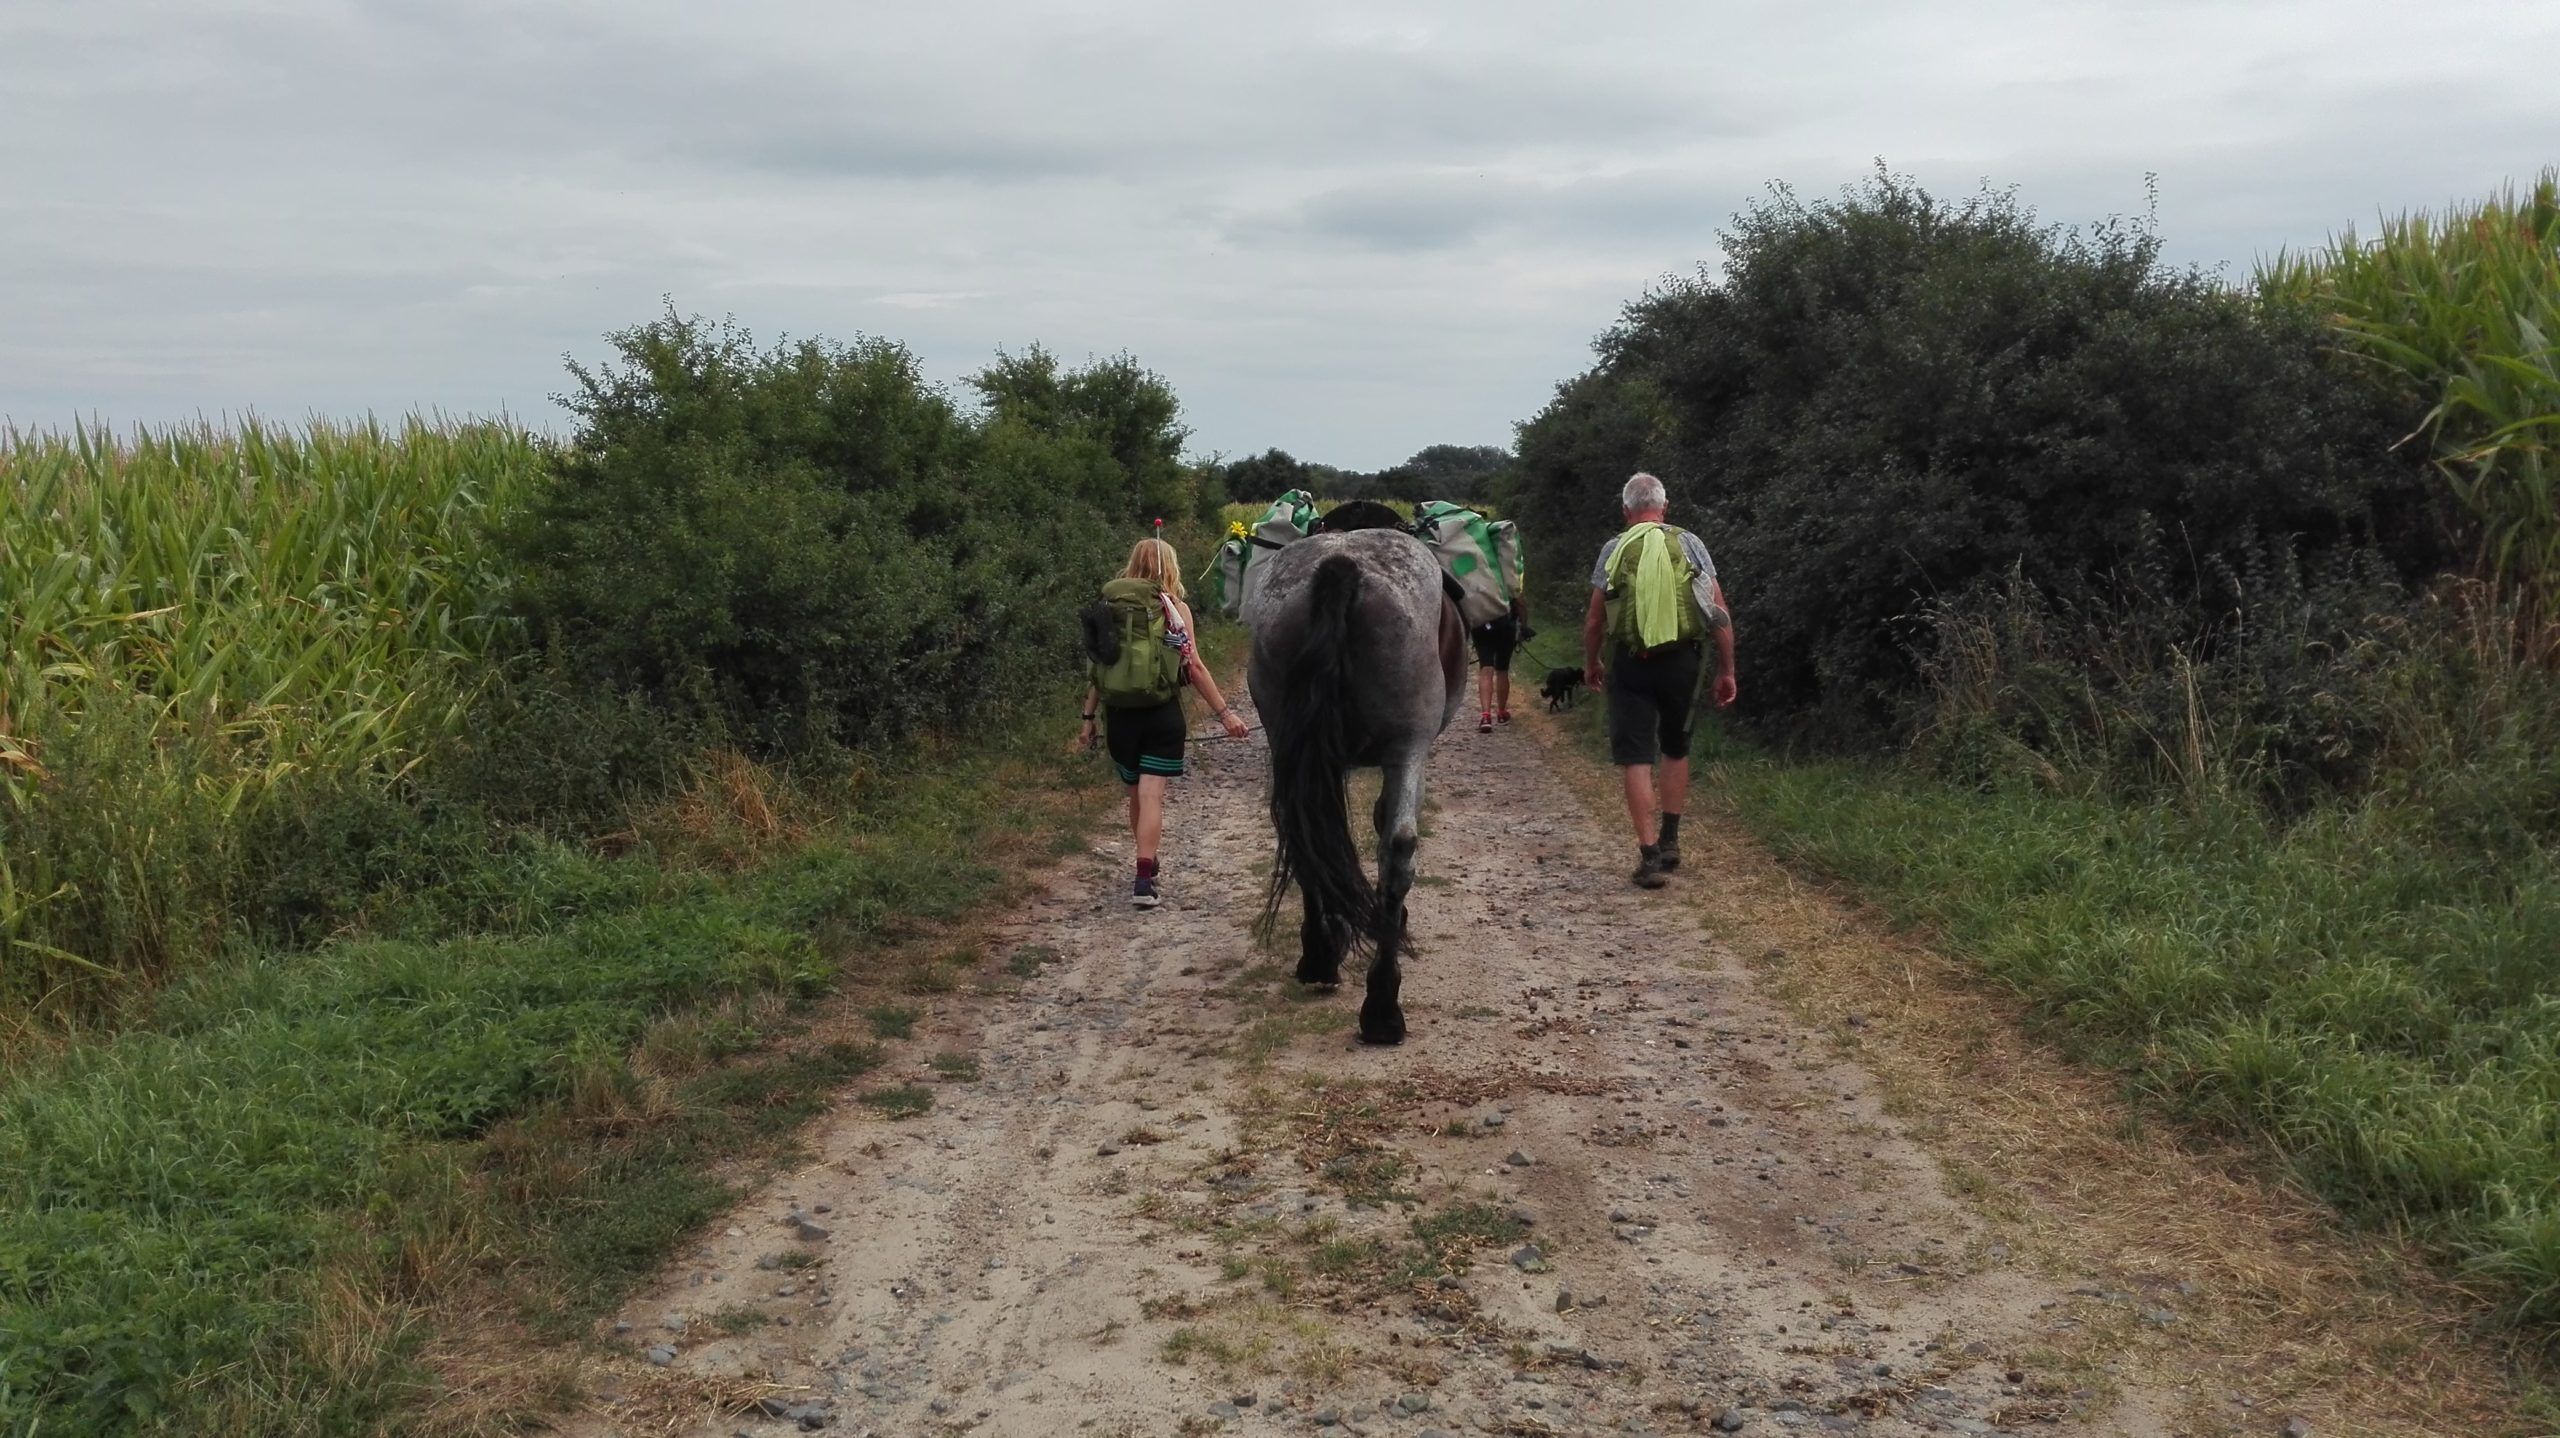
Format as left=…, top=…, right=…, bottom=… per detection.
left=1006, top=945, right=1063, bottom=978
left=864, top=1005, right=919, bottom=1040
left=861, top=1086, right=935, bottom=1120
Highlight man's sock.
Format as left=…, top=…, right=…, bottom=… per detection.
left=1639, top=843, right=1661, bottom=862
left=1659, top=813, right=1682, bottom=846
left=1137, top=856, right=1159, bottom=881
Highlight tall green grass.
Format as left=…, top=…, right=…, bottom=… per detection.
left=2262, top=171, right=2560, bottom=604
left=1802, top=562, right=2560, bottom=1328
left=0, top=419, right=542, bottom=1012
left=0, top=713, right=1109, bottom=1435
left=1730, top=755, right=2560, bottom=1322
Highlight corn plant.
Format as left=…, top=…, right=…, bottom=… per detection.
left=0, top=418, right=544, bottom=1010
left=2261, top=171, right=2560, bottom=607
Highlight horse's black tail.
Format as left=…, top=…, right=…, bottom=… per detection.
left=1262, top=553, right=1376, bottom=956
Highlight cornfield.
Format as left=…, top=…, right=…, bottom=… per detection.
left=0, top=418, right=544, bottom=1011
left=2261, top=170, right=2560, bottom=605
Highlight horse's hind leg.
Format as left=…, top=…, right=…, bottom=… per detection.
left=1359, top=756, right=1424, bottom=1045
left=1298, top=899, right=1345, bottom=988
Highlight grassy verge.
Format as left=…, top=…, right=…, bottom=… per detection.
left=0, top=704, right=1113, bottom=1436
left=1713, top=749, right=2560, bottom=1329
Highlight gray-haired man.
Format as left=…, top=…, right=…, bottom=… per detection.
left=1581, top=472, right=1737, bottom=888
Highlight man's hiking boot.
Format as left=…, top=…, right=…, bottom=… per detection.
left=1132, top=874, right=1161, bottom=908
left=1657, top=835, right=1681, bottom=872
left=1632, top=848, right=1669, bottom=889
left=1478, top=711, right=1494, bottom=734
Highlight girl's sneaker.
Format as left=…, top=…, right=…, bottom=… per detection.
left=1132, top=874, right=1161, bottom=908
left=1496, top=709, right=1512, bottom=727
left=1478, top=710, right=1494, bottom=734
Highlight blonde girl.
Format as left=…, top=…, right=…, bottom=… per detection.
left=1073, top=537, right=1249, bottom=907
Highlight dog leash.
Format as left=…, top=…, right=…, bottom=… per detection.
left=1511, top=627, right=1580, bottom=677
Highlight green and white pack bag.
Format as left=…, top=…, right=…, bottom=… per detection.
left=1411, top=500, right=1524, bottom=627
left=1203, top=488, right=1319, bottom=617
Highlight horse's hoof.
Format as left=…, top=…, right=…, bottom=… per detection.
left=1358, top=1019, right=1407, bottom=1046
left=1300, top=978, right=1341, bottom=992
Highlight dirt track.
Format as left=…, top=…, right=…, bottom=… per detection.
left=562, top=693, right=2438, bottom=1438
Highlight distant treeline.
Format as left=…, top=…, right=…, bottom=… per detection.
left=1214, top=442, right=1513, bottom=507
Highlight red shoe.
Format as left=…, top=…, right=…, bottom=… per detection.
left=1496, top=709, right=1512, bottom=727
left=1477, top=711, right=1493, bottom=734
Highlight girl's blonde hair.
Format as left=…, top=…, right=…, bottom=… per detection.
left=1122, top=536, right=1186, bottom=601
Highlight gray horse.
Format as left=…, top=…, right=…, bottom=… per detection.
left=1243, top=514, right=1466, bottom=1045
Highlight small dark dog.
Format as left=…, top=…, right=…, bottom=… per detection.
left=1541, top=666, right=1584, bottom=711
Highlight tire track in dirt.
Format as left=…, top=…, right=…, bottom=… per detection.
left=564, top=695, right=2219, bottom=1438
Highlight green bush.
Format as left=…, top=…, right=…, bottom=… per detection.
left=1506, top=365, right=1673, bottom=599
left=1911, top=538, right=2431, bottom=810
left=969, top=343, right=1213, bottom=526
left=510, top=312, right=1137, bottom=750
left=1511, top=169, right=2448, bottom=742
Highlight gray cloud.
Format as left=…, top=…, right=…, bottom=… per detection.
left=3, top=0, right=2556, bottom=465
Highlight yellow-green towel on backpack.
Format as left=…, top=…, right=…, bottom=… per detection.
left=1605, top=522, right=1695, bottom=651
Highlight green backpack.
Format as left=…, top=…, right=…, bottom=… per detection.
left=1411, top=500, right=1525, bottom=627
left=1202, top=489, right=1319, bottom=618
left=1602, top=522, right=1705, bottom=653
left=1083, top=577, right=1184, bottom=708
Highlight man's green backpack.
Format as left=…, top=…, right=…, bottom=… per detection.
left=1082, top=578, right=1184, bottom=708
left=1602, top=522, right=1706, bottom=653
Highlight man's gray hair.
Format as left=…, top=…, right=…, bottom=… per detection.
left=1620, top=472, right=1667, bottom=512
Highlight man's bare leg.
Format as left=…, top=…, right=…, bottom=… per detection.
left=1620, top=764, right=1659, bottom=847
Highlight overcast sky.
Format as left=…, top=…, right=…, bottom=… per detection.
left=5, top=1, right=2554, bottom=468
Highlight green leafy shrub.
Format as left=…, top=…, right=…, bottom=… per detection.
left=1911, top=537, right=2426, bottom=810
left=1506, top=365, right=1672, bottom=598
left=969, top=343, right=1212, bottom=525
left=510, top=312, right=1135, bottom=751
left=1511, top=169, right=2448, bottom=742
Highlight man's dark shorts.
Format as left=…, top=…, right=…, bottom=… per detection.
left=1605, top=641, right=1703, bottom=766
left=1469, top=614, right=1519, bottom=672
left=1104, top=698, right=1186, bottom=785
